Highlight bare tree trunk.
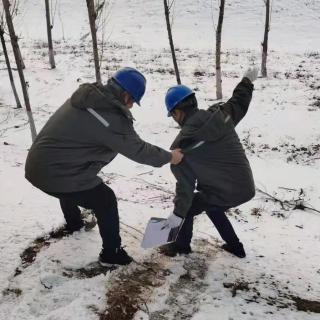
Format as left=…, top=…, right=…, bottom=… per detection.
left=17, top=43, right=25, bottom=69
left=261, top=0, right=270, bottom=78
left=216, top=0, right=225, bottom=100
left=0, top=25, right=22, bottom=108
left=163, top=0, right=181, bottom=84
left=45, top=0, right=56, bottom=69
left=86, top=0, right=101, bottom=84
left=2, top=0, right=37, bottom=141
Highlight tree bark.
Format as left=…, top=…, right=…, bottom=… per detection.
left=216, top=0, right=225, bottom=100
left=261, top=0, right=270, bottom=77
left=164, top=0, right=181, bottom=84
left=0, top=25, right=22, bottom=108
left=17, top=43, right=25, bottom=69
left=45, top=0, right=56, bottom=69
left=86, top=0, right=101, bottom=84
left=2, top=0, right=37, bottom=141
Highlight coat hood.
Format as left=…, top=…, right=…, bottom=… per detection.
left=70, top=82, right=134, bottom=120
left=171, top=108, right=233, bottom=149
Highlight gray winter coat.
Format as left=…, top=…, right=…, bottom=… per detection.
left=25, top=82, right=171, bottom=193
left=170, top=78, right=255, bottom=218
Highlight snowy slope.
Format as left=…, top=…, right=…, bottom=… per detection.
left=0, top=0, right=320, bottom=319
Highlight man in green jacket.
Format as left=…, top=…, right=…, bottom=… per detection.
left=25, top=67, right=183, bottom=266
left=160, top=67, right=258, bottom=258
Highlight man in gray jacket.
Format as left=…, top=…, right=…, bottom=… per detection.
left=25, top=67, right=183, bottom=266
left=160, top=67, right=258, bottom=258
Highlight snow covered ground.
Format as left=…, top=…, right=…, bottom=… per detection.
left=0, top=0, right=320, bottom=319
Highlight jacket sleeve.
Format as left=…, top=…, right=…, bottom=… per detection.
left=170, top=161, right=197, bottom=218
left=106, top=125, right=172, bottom=167
left=213, top=77, right=254, bottom=127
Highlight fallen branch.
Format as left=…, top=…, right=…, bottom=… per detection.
left=299, top=204, right=320, bottom=214
left=120, top=227, right=141, bottom=242
left=120, top=221, right=144, bottom=235
left=256, top=188, right=320, bottom=214
left=278, top=186, right=297, bottom=191
left=133, top=177, right=174, bottom=195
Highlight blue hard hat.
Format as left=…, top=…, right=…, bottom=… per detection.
left=165, top=85, right=194, bottom=116
left=112, top=67, right=146, bottom=105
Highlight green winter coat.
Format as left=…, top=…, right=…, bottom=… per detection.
left=25, top=82, right=171, bottom=193
left=170, top=78, right=255, bottom=218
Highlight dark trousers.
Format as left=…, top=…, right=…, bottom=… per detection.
left=48, top=183, right=121, bottom=250
left=176, top=193, right=240, bottom=247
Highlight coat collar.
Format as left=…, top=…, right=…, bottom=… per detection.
left=101, top=84, right=135, bottom=121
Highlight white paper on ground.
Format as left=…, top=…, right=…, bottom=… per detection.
left=141, top=217, right=182, bottom=249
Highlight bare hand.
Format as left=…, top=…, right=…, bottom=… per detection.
left=170, top=148, right=184, bottom=165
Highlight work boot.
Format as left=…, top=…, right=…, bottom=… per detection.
left=99, top=247, right=133, bottom=266
left=221, top=242, right=246, bottom=258
left=159, top=242, right=192, bottom=257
